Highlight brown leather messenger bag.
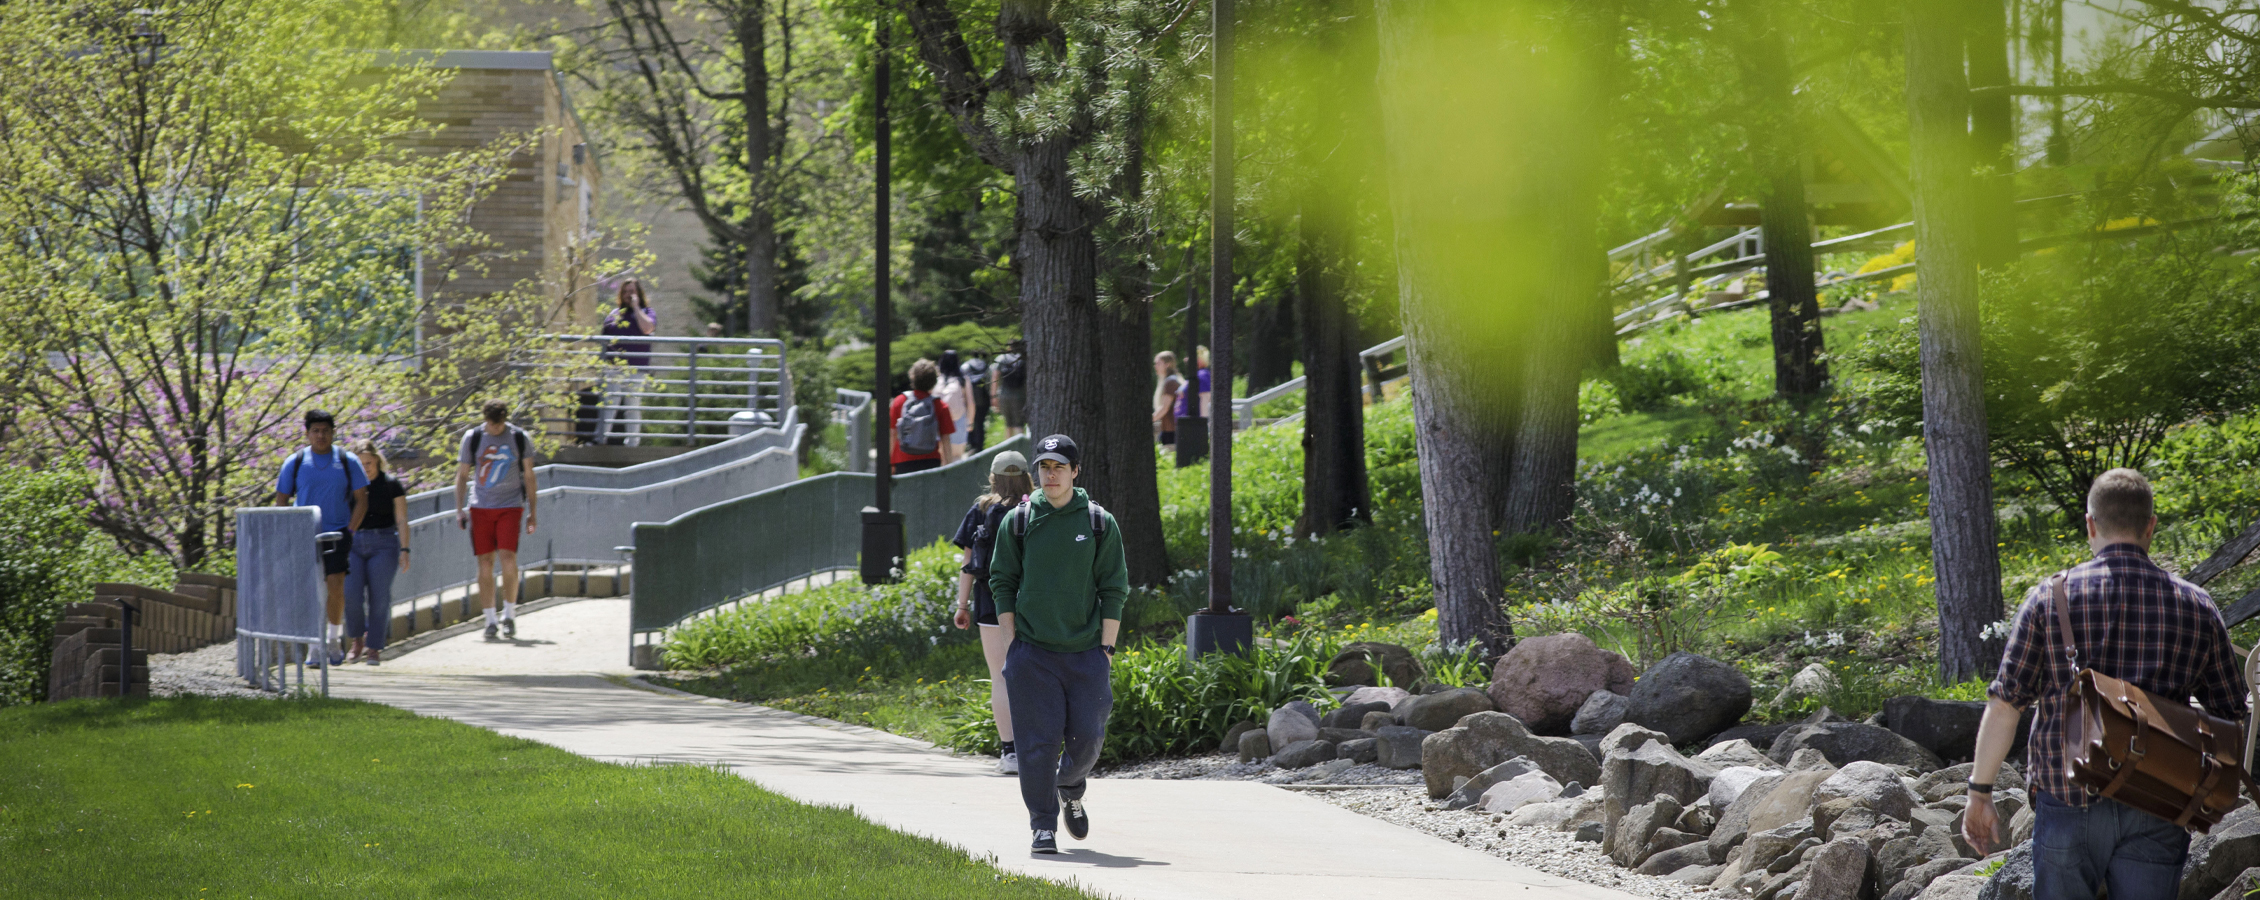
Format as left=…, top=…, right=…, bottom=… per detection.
left=2052, top=574, right=2260, bottom=832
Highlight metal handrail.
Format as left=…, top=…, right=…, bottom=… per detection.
left=535, top=333, right=789, bottom=445
left=1229, top=335, right=1413, bottom=430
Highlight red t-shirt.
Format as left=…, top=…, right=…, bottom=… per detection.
left=889, top=390, right=958, bottom=465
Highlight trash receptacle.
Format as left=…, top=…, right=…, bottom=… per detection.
left=728, top=409, right=775, bottom=436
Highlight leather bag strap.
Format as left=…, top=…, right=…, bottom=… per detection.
left=2052, top=574, right=2082, bottom=676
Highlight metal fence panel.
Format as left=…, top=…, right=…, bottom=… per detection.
left=401, top=407, right=803, bottom=522
left=630, top=434, right=1030, bottom=633
left=234, top=508, right=324, bottom=680
left=835, top=388, right=874, bottom=474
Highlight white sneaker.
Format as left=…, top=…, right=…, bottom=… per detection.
left=998, top=751, right=1020, bottom=775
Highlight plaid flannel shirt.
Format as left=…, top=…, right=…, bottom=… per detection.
left=1988, top=543, right=2247, bottom=806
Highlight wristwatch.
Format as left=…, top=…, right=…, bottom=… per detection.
left=1100, top=644, right=1116, bottom=656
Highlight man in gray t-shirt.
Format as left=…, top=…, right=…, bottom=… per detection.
left=454, top=400, right=539, bottom=640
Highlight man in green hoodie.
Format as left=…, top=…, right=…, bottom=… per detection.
left=990, top=433, right=1128, bottom=854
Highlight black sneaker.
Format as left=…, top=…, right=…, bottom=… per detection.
left=1031, top=830, right=1058, bottom=854
left=502, top=616, right=517, bottom=638
left=1062, top=798, right=1089, bottom=840
left=484, top=623, right=499, bottom=641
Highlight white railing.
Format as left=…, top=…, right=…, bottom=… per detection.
left=531, top=334, right=787, bottom=446
left=1230, top=334, right=1411, bottom=430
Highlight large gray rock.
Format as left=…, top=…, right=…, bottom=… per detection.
left=1885, top=859, right=1974, bottom=900
left=1801, top=838, right=1878, bottom=900
left=1443, top=757, right=1542, bottom=810
left=1975, top=842, right=2032, bottom=900
left=1318, top=727, right=1369, bottom=744
left=1271, top=738, right=1337, bottom=769
left=1219, top=720, right=1262, bottom=754
left=1712, top=769, right=1834, bottom=860
left=1361, top=711, right=1397, bottom=732
left=1327, top=642, right=1424, bottom=689
left=1611, top=797, right=1685, bottom=868
left=1699, top=738, right=1782, bottom=772
left=1601, top=721, right=1670, bottom=757
left=1322, top=700, right=1393, bottom=730
left=1505, top=794, right=1604, bottom=831
left=1639, top=840, right=1719, bottom=877
left=1345, top=685, right=1412, bottom=710
left=1883, top=696, right=2032, bottom=763
left=1421, top=711, right=1600, bottom=798
left=1267, top=701, right=1321, bottom=750
left=1920, top=876, right=1990, bottom=900
left=1398, top=686, right=1496, bottom=732
left=1603, top=740, right=1719, bottom=853
left=1741, top=820, right=1818, bottom=875
left=1915, top=763, right=2022, bottom=802
left=1772, top=662, right=1840, bottom=710
left=1237, top=729, right=1272, bottom=762
left=1709, top=722, right=1797, bottom=751
left=1816, top=761, right=1919, bottom=822
left=1337, top=737, right=1379, bottom=764
left=1373, top=725, right=1431, bottom=770
left=2183, top=812, right=2260, bottom=900
left=1481, top=771, right=1565, bottom=814
left=1877, top=830, right=1964, bottom=894
left=2201, top=868, right=2260, bottom=900
left=1487, top=633, right=1637, bottom=736
left=1711, top=765, right=1779, bottom=808
left=1572, top=690, right=1631, bottom=737
left=1769, top=722, right=1944, bottom=774
left=1625, top=652, right=1755, bottom=745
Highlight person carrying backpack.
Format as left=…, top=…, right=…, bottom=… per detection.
left=454, top=400, right=539, bottom=641
left=951, top=450, right=1034, bottom=774
left=271, top=409, right=369, bottom=667
left=988, top=433, right=1126, bottom=854
left=992, top=338, right=1027, bottom=439
left=890, top=358, right=959, bottom=475
left=959, top=353, right=992, bottom=451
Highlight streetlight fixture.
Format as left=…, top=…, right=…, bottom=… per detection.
left=860, top=13, right=904, bottom=584
left=1187, top=0, right=1252, bottom=658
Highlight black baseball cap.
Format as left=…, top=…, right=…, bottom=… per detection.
left=1033, top=434, right=1080, bottom=468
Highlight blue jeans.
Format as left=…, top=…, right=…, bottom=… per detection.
left=1002, top=641, right=1112, bottom=833
left=343, top=527, right=400, bottom=650
left=2033, top=790, right=2189, bottom=900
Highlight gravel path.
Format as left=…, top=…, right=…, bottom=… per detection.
left=149, top=641, right=275, bottom=699
left=1316, top=789, right=1709, bottom=899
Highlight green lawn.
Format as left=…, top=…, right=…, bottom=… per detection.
left=0, top=697, right=1089, bottom=899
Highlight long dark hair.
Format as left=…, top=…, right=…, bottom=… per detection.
left=977, top=471, right=1033, bottom=511
left=615, top=278, right=647, bottom=309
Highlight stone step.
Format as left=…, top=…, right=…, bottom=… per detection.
left=93, top=665, right=150, bottom=685
left=86, top=647, right=150, bottom=666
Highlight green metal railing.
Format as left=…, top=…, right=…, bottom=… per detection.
left=627, top=435, right=1031, bottom=658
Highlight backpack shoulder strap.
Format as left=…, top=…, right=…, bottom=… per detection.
left=513, top=426, right=530, bottom=460
left=1088, top=501, right=1107, bottom=537
left=1011, top=500, right=1032, bottom=539
left=462, top=428, right=478, bottom=461
left=283, top=449, right=306, bottom=490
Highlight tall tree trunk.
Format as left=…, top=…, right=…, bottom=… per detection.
left=1906, top=0, right=2006, bottom=683
left=1245, top=291, right=1295, bottom=393
left=1297, top=203, right=1370, bottom=537
left=740, top=2, right=782, bottom=335
left=1094, top=101, right=1171, bottom=586
left=1965, top=0, right=2017, bottom=270
left=1733, top=0, right=1828, bottom=399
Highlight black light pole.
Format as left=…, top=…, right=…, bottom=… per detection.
left=861, top=14, right=905, bottom=584
left=1188, top=0, right=1251, bottom=658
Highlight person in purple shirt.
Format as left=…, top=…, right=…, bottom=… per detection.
left=598, top=278, right=657, bottom=446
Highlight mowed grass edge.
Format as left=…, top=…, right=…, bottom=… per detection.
left=0, top=697, right=1094, bottom=900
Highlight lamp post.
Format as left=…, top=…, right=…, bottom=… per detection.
left=860, top=14, right=904, bottom=584
left=1187, top=0, right=1251, bottom=658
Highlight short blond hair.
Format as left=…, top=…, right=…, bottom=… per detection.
left=2087, top=468, right=2154, bottom=535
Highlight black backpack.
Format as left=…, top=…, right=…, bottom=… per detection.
left=1008, top=499, right=1107, bottom=541
left=996, top=352, right=1026, bottom=389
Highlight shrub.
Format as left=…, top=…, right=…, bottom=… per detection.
left=660, top=540, right=971, bottom=670
left=0, top=465, right=160, bottom=706
left=827, top=322, right=1021, bottom=397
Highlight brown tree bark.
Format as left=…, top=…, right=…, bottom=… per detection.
left=1906, top=0, right=2006, bottom=683
left=1731, top=0, right=1829, bottom=399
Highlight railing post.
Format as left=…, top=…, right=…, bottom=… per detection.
left=687, top=345, right=701, bottom=443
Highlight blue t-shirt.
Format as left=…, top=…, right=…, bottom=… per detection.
left=275, top=446, right=369, bottom=532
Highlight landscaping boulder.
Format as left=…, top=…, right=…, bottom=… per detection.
left=1603, top=740, right=1719, bottom=852
left=1789, top=747, right=1840, bottom=773
left=1421, top=711, right=1600, bottom=798
left=1486, top=632, right=1637, bottom=736
left=1374, top=725, right=1432, bottom=769
left=1481, top=771, right=1565, bottom=814
left=1639, top=840, right=1718, bottom=876
left=1271, top=739, right=1338, bottom=769
left=2182, top=810, right=2260, bottom=900
left=1237, top=729, right=1272, bottom=762
left=1326, top=641, right=1424, bottom=689
left=1345, top=685, right=1412, bottom=710
left=1267, top=701, right=1322, bottom=749
left=1882, top=697, right=2032, bottom=763
left=1575, top=822, right=1604, bottom=843
left=1916, top=763, right=2022, bottom=802
left=1801, top=838, right=1878, bottom=900
left=1601, top=722, right=1671, bottom=757
left=2199, top=868, right=2260, bottom=900
left=1772, top=662, right=1840, bottom=710
left=1572, top=689, right=1631, bottom=737
left=1770, top=722, right=1943, bottom=773
left=1740, top=820, right=1818, bottom=875
left=1444, top=757, right=1542, bottom=810
left=1885, top=859, right=1974, bottom=900
left=1919, top=876, right=1991, bottom=900
left=1319, top=727, right=1369, bottom=744
left=1712, top=769, right=1833, bottom=860
left=1625, top=652, right=1755, bottom=745
left=1397, top=686, right=1496, bottom=732
left=1976, top=842, right=2033, bottom=900
left=1360, top=710, right=1398, bottom=732
left=1710, top=765, right=1778, bottom=809
left=1670, top=865, right=1728, bottom=886
left=1610, top=796, right=1685, bottom=868
left=1878, top=829, right=1965, bottom=893
left=1699, top=738, right=1781, bottom=772
left=1708, top=723, right=1797, bottom=751
left=1322, top=700, right=1393, bottom=730
left=1220, top=720, right=1262, bottom=754
left=1337, top=738, right=1378, bottom=764
left=1506, top=794, right=1603, bottom=832
left=1816, top=761, right=1919, bottom=822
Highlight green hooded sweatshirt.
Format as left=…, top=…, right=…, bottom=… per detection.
left=988, top=487, right=1129, bottom=653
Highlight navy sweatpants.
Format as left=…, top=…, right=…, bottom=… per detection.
left=1002, top=640, right=1113, bottom=833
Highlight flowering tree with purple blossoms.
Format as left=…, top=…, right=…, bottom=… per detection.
left=0, top=0, right=599, bottom=567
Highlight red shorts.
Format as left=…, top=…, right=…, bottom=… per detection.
left=469, top=507, right=522, bottom=556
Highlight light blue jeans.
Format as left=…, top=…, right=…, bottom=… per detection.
left=2033, top=790, right=2188, bottom=900
left=343, top=527, right=400, bottom=650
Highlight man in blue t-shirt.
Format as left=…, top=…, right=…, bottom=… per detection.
left=273, top=409, right=369, bottom=665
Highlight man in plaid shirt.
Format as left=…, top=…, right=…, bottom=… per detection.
left=1965, top=468, right=2246, bottom=900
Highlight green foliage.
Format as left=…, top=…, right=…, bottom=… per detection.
left=0, top=697, right=1095, bottom=899
left=827, top=322, right=1022, bottom=399
left=661, top=541, right=969, bottom=671
left=0, top=467, right=104, bottom=706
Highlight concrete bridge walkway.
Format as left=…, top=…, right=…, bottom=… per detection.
left=327, top=598, right=1640, bottom=900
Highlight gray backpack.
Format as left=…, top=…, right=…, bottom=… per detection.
left=896, top=393, right=941, bottom=456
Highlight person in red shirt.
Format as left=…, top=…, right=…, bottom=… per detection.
left=891, top=358, right=960, bottom=474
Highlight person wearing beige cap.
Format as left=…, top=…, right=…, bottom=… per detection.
left=951, top=449, right=1035, bottom=774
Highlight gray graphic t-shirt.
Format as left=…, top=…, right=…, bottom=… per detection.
left=460, top=426, right=529, bottom=509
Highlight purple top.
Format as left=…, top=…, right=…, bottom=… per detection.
left=602, top=305, right=657, bottom=368
left=1178, top=368, right=1210, bottom=418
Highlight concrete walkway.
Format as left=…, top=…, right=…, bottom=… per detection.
left=330, top=598, right=1640, bottom=900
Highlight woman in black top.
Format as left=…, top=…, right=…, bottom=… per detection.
left=345, top=440, right=410, bottom=664
left=952, top=450, right=1033, bottom=774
